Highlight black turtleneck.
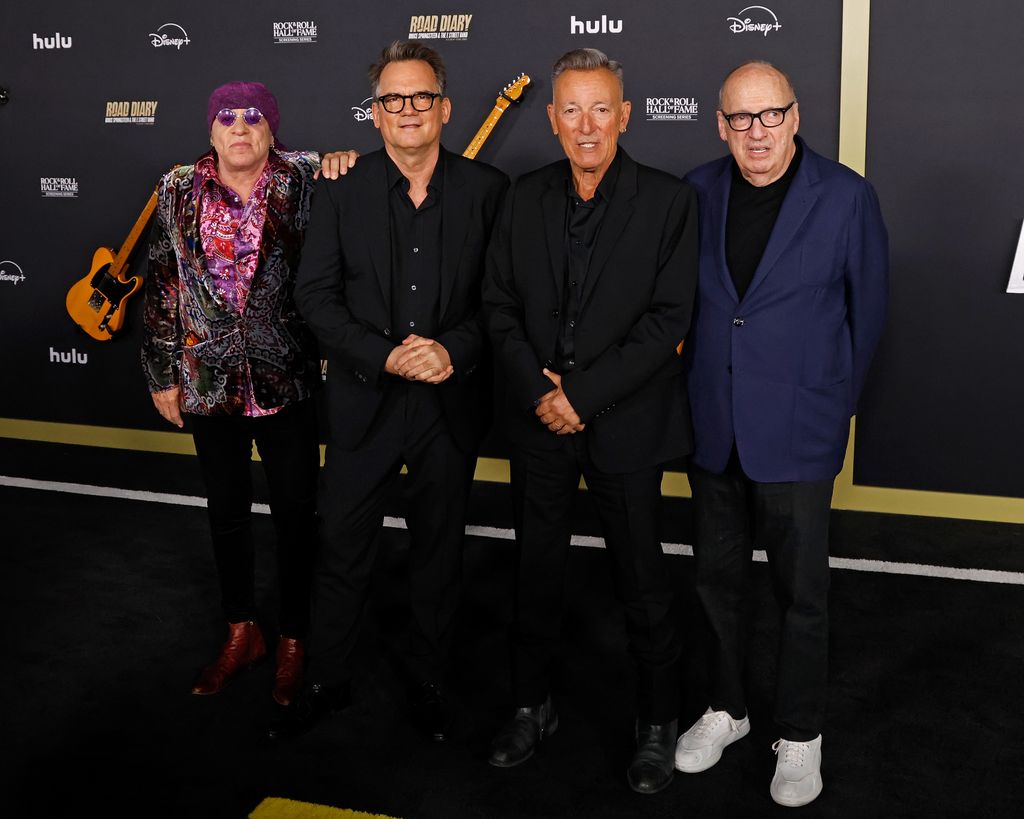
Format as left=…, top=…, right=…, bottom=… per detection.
left=725, top=139, right=803, bottom=301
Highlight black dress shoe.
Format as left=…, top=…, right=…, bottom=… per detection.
left=627, top=719, right=677, bottom=794
left=412, top=681, right=452, bottom=742
left=267, top=681, right=351, bottom=741
left=488, top=695, right=558, bottom=768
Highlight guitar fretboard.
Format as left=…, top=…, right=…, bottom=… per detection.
left=463, top=97, right=512, bottom=160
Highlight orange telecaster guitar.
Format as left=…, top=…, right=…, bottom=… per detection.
left=66, top=185, right=160, bottom=341
left=463, top=73, right=531, bottom=159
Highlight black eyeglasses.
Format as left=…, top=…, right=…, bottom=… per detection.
left=375, top=92, right=442, bottom=114
left=215, top=107, right=264, bottom=128
left=720, top=101, right=796, bottom=132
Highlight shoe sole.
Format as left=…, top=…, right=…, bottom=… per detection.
left=770, top=773, right=823, bottom=807
left=674, top=720, right=750, bottom=773
left=488, top=715, right=559, bottom=768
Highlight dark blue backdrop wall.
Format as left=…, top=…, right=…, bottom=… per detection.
left=1, top=1, right=1022, bottom=521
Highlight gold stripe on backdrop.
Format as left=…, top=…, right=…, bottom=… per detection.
left=833, top=1, right=1024, bottom=522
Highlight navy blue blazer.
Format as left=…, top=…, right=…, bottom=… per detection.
left=683, top=137, right=889, bottom=482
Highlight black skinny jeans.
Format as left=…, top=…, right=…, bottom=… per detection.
left=190, top=399, right=319, bottom=638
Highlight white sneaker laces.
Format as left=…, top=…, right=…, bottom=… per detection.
left=772, top=739, right=808, bottom=768
left=691, top=711, right=725, bottom=740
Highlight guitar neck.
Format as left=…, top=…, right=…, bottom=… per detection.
left=109, top=189, right=160, bottom=279
left=463, top=97, right=511, bottom=160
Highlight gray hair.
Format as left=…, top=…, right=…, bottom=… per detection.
left=368, top=40, right=447, bottom=97
left=551, top=48, right=624, bottom=94
left=718, top=60, right=797, bottom=108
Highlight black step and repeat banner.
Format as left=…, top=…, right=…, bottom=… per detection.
left=2, top=1, right=1021, bottom=500
left=857, top=0, right=1024, bottom=498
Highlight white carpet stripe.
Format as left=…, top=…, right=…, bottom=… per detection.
left=4, top=475, right=1023, bottom=586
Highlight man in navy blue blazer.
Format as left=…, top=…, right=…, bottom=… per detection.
left=675, top=61, right=888, bottom=807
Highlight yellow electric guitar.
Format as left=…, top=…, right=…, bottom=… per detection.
left=65, top=186, right=159, bottom=340
left=463, top=73, right=531, bottom=159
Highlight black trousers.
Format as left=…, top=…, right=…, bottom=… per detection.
left=509, top=436, right=680, bottom=724
left=309, top=384, right=476, bottom=688
left=189, top=399, right=319, bottom=638
left=688, top=452, right=833, bottom=741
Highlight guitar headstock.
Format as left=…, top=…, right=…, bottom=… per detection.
left=500, top=73, right=531, bottom=103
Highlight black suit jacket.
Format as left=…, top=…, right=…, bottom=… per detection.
left=295, top=147, right=509, bottom=451
left=483, top=149, right=699, bottom=474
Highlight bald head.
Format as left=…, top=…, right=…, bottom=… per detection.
left=716, top=61, right=800, bottom=187
left=719, top=61, right=796, bottom=110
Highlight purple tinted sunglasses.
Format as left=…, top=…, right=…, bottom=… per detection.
left=215, top=107, right=264, bottom=127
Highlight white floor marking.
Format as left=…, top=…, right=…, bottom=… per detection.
left=4, top=475, right=1023, bottom=585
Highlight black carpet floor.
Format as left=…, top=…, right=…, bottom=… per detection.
left=2, top=440, right=1023, bottom=818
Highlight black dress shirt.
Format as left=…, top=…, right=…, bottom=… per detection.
left=725, top=139, right=803, bottom=301
left=555, top=151, right=622, bottom=373
left=386, top=154, right=443, bottom=341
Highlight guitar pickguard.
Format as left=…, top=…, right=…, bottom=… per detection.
left=87, top=265, right=139, bottom=312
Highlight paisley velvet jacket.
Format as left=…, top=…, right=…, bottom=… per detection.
left=141, top=149, right=321, bottom=415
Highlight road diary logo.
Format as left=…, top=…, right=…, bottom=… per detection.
left=149, top=23, right=191, bottom=49
left=646, top=97, right=698, bottom=122
left=40, top=177, right=79, bottom=197
left=0, top=260, right=27, bottom=286
left=728, top=6, right=782, bottom=36
left=408, top=14, right=473, bottom=40
left=105, top=100, right=158, bottom=124
left=273, top=21, right=317, bottom=44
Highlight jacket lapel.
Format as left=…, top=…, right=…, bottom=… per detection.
left=742, top=140, right=819, bottom=302
left=363, top=152, right=392, bottom=308
left=542, top=167, right=567, bottom=301
left=708, top=161, right=739, bottom=303
left=439, top=148, right=469, bottom=321
left=580, top=149, right=636, bottom=310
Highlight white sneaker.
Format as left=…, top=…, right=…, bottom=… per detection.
left=770, top=735, right=823, bottom=807
left=674, top=707, right=750, bottom=772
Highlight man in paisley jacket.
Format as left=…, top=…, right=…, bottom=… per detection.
left=141, top=81, right=350, bottom=708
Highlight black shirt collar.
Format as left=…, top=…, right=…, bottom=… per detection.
left=385, top=150, right=445, bottom=196
left=565, top=148, right=622, bottom=205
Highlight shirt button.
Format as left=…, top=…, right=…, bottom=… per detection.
left=409, top=321, right=415, bottom=327
left=413, top=247, right=419, bottom=253
left=569, top=320, right=575, bottom=328
left=568, top=359, right=575, bottom=366
left=411, top=285, right=417, bottom=291
left=571, top=280, right=577, bottom=287
left=384, top=328, right=391, bottom=336
left=551, top=309, right=559, bottom=318
left=733, top=318, right=745, bottom=326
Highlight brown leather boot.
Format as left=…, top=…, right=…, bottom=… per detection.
left=272, top=638, right=305, bottom=706
left=191, top=620, right=267, bottom=695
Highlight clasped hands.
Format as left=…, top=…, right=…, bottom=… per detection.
left=536, top=368, right=585, bottom=435
left=385, top=334, right=453, bottom=383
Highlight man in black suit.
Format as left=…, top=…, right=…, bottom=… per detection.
left=483, top=48, right=698, bottom=793
left=270, top=41, right=508, bottom=742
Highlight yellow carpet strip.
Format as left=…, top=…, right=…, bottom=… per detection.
left=250, top=798, right=398, bottom=819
